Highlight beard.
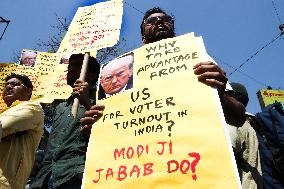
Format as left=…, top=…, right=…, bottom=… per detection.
left=156, top=30, right=175, bottom=41
left=144, top=27, right=175, bottom=44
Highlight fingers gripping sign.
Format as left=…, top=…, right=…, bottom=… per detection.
left=193, top=61, right=227, bottom=93
left=80, top=104, right=105, bottom=136
left=72, top=79, right=92, bottom=109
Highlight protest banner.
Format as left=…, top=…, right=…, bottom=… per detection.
left=1, top=0, right=123, bottom=112
left=57, top=0, right=123, bottom=117
left=57, top=0, right=123, bottom=54
left=257, top=89, right=284, bottom=109
left=32, top=52, right=72, bottom=103
left=0, top=51, right=71, bottom=111
left=30, top=52, right=72, bottom=103
left=45, top=63, right=72, bottom=102
left=15, top=52, right=67, bottom=103
left=83, top=33, right=240, bottom=189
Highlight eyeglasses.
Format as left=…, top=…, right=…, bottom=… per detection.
left=144, top=15, right=173, bottom=25
left=4, top=81, right=26, bottom=88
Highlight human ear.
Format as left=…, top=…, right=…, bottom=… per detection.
left=142, top=36, right=146, bottom=45
left=128, top=66, right=133, bottom=76
left=26, top=88, right=32, bottom=99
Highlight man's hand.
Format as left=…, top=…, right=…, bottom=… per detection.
left=80, top=104, right=105, bottom=136
left=72, top=79, right=92, bottom=109
left=193, top=61, right=227, bottom=94
left=193, top=62, right=246, bottom=126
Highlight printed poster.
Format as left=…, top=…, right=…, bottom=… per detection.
left=83, top=33, right=240, bottom=189
left=0, top=51, right=71, bottom=111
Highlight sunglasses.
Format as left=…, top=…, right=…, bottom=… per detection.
left=4, top=81, right=27, bottom=89
left=144, top=15, right=173, bottom=25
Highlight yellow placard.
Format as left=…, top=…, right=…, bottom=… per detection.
left=32, top=52, right=61, bottom=102
left=257, top=89, right=284, bottom=109
left=0, top=51, right=72, bottom=110
left=45, top=63, right=72, bottom=101
left=57, top=0, right=123, bottom=54
left=1, top=0, right=124, bottom=110
left=83, top=33, right=240, bottom=189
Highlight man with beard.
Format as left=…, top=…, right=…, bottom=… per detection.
left=0, top=73, right=44, bottom=189
left=31, top=54, right=105, bottom=189
left=140, top=7, right=246, bottom=126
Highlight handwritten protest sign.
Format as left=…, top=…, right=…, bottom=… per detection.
left=83, top=33, right=240, bottom=188
left=57, top=0, right=123, bottom=54
left=32, top=52, right=71, bottom=103
left=45, top=63, right=72, bottom=101
left=0, top=50, right=72, bottom=111
left=15, top=52, right=65, bottom=103
left=1, top=0, right=124, bottom=112
left=257, top=89, right=284, bottom=109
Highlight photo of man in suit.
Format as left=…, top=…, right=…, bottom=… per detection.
left=19, top=50, right=37, bottom=67
left=98, top=53, right=134, bottom=99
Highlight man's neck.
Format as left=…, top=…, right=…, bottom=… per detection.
left=6, top=103, right=12, bottom=107
left=5, top=100, right=22, bottom=107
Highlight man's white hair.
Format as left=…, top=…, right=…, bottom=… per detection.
left=22, top=51, right=37, bottom=57
left=101, top=54, right=134, bottom=77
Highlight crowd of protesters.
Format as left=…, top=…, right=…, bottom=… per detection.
left=1, top=7, right=283, bottom=189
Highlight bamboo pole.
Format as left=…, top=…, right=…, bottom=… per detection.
left=72, top=52, right=90, bottom=119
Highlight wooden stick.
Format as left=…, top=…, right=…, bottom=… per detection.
left=72, top=52, right=90, bottom=119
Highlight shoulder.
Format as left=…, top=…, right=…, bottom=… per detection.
left=245, top=113, right=257, bottom=127
left=54, top=101, right=68, bottom=112
left=2, top=101, right=43, bottom=114
left=19, top=101, right=44, bottom=112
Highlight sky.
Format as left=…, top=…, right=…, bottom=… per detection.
left=0, top=0, right=283, bottom=114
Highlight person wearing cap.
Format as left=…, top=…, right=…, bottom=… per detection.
left=0, top=73, right=44, bottom=189
left=226, top=82, right=263, bottom=189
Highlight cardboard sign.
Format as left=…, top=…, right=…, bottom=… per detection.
left=0, top=51, right=71, bottom=110
left=83, top=33, right=240, bottom=189
left=257, top=89, right=284, bottom=109
left=57, top=0, right=123, bottom=54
